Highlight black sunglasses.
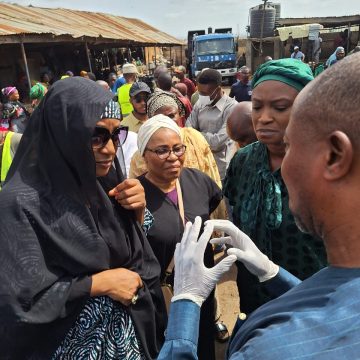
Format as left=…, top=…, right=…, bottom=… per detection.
left=134, top=94, right=149, bottom=103
left=91, top=126, right=128, bottom=149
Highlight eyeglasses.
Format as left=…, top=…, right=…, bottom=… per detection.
left=146, top=144, right=186, bottom=160
left=91, top=126, right=128, bottom=149
left=134, top=94, right=149, bottom=103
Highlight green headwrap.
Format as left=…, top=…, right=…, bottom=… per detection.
left=252, top=58, right=314, bottom=92
left=30, top=83, right=46, bottom=100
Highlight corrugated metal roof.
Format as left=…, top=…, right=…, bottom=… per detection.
left=279, top=15, right=360, bottom=28
left=0, top=3, right=182, bottom=45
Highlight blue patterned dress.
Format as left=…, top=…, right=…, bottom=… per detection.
left=53, top=210, right=155, bottom=359
left=52, top=296, right=145, bottom=359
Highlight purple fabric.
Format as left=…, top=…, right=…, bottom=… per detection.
left=166, top=188, right=178, bottom=205
left=1, top=87, right=16, bottom=97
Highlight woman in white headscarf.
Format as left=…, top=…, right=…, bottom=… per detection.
left=129, top=91, right=227, bottom=229
left=326, top=46, right=345, bottom=67
left=137, top=114, right=220, bottom=360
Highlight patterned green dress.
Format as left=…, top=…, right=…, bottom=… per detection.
left=224, top=141, right=327, bottom=313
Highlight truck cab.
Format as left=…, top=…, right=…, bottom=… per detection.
left=188, top=31, right=237, bottom=82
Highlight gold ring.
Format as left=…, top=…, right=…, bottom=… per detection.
left=131, top=294, right=138, bottom=305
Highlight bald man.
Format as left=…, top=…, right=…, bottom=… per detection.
left=158, top=53, right=360, bottom=359
left=226, top=101, right=257, bottom=149
left=157, top=72, right=173, bottom=92
left=264, top=55, right=273, bottom=62
left=96, top=80, right=110, bottom=91
left=154, top=64, right=168, bottom=81
left=174, top=83, right=188, bottom=98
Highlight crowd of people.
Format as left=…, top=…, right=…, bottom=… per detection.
left=0, top=38, right=359, bottom=360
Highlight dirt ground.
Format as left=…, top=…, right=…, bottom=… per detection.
left=213, top=84, right=238, bottom=359
left=214, top=251, right=240, bottom=360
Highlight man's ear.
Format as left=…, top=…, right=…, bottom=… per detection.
left=324, top=131, right=353, bottom=180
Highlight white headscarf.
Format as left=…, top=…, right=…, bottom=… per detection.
left=137, top=114, right=181, bottom=156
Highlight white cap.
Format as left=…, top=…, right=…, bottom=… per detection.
left=122, top=63, right=138, bottom=74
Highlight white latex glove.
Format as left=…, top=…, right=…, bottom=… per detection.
left=207, top=220, right=279, bottom=282
left=172, top=217, right=237, bottom=307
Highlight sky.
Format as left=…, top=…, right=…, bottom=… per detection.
left=2, top=0, right=360, bottom=39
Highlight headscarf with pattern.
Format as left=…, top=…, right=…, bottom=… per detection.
left=29, top=83, right=46, bottom=100
left=100, top=100, right=122, bottom=119
left=147, top=89, right=186, bottom=118
left=252, top=58, right=314, bottom=92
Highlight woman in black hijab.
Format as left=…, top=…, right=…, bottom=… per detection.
left=0, top=77, right=166, bottom=359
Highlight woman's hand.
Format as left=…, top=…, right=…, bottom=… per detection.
left=91, top=268, right=143, bottom=306
left=108, top=179, right=146, bottom=223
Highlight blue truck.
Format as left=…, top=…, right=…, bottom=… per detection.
left=187, top=28, right=238, bottom=83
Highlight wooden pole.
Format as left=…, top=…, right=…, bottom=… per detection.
left=154, top=46, right=157, bottom=66
left=85, top=42, right=93, bottom=72
left=145, top=47, right=149, bottom=73
left=347, top=22, right=351, bottom=53
left=259, top=0, right=268, bottom=56
left=20, top=40, right=31, bottom=92
left=106, top=50, right=111, bottom=71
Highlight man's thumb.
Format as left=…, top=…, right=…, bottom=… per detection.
left=212, top=254, right=237, bottom=279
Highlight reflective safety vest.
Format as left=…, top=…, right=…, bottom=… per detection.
left=0, top=131, right=14, bottom=189
left=117, top=83, right=133, bottom=116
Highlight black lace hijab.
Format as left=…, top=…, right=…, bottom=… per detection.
left=0, top=77, right=165, bottom=359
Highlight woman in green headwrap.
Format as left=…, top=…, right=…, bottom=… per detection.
left=223, top=58, right=327, bottom=314
left=30, top=82, right=47, bottom=108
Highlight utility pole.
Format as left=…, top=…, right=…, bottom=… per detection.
left=20, top=39, right=31, bottom=92
left=259, top=0, right=268, bottom=56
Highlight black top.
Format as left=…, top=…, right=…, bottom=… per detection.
left=0, top=77, right=165, bottom=359
left=139, top=168, right=222, bottom=360
left=139, top=168, right=222, bottom=279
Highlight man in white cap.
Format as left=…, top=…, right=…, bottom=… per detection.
left=118, top=63, right=138, bottom=117
left=291, top=46, right=305, bottom=61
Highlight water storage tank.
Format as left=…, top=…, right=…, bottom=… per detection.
left=268, top=2, right=281, bottom=26
left=249, top=4, right=276, bottom=38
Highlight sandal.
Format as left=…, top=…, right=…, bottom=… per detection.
left=214, top=321, right=230, bottom=343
